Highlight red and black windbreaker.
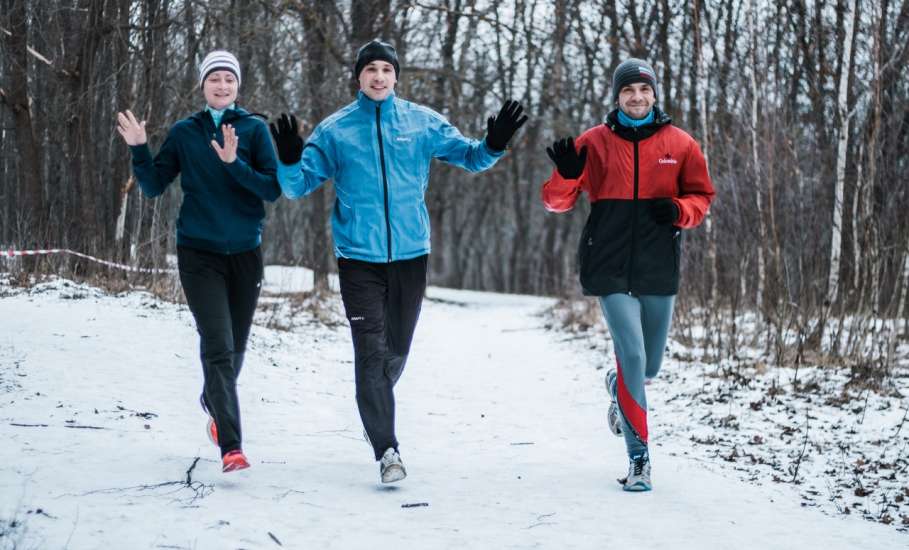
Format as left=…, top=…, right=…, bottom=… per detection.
left=542, top=109, right=715, bottom=296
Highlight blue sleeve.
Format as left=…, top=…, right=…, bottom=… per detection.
left=223, top=122, right=281, bottom=202
left=129, top=128, right=181, bottom=198
left=277, top=126, right=337, bottom=200
left=430, top=115, right=505, bottom=173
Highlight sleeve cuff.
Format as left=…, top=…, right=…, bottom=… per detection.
left=276, top=159, right=304, bottom=199
left=483, top=138, right=507, bottom=157
left=276, top=158, right=302, bottom=178
left=222, top=157, right=249, bottom=180
left=129, top=144, right=153, bottom=164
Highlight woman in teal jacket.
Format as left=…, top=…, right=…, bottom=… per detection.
left=271, top=39, right=527, bottom=484
left=117, top=50, right=280, bottom=474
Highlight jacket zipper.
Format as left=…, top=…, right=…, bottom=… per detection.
left=375, top=105, right=393, bottom=262
left=209, top=110, right=257, bottom=254
left=207, top=111, right=230, bottom=253
left=628, top=134, right=639, bottom=294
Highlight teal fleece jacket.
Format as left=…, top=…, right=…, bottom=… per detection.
left=129, top=106, right=280, bottom=254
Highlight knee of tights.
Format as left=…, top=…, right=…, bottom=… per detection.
left=618, top=351, right=646, bottom=370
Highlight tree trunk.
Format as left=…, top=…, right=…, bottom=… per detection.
left=748, top=0, right=767, bottom=313
left=692, top=0, right=718, bottom=305
left=826, top=0, right=857, bottom=307
left=0, top=0, right=45, bottom=240
left=301, top=1, right=335, bottom=292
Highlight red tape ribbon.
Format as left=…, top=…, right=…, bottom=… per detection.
left=1, top=248, right=174, bottom=274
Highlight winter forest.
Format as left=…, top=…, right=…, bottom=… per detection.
left=3, top=0, right=909, bottom=362
left=2, top=0, right=909, bottom=547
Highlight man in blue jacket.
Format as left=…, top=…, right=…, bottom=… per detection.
left=271, top=39, right=527, bottom=483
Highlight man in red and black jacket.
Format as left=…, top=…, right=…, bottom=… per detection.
left=542, top=57, right=715, bottom=492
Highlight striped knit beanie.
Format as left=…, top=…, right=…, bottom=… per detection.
left=612, top=58, right=657, bottom=102
left=199, top=50, right=241, bottom=88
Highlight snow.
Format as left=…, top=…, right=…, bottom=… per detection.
left=551, top=299, right=909, bottom=529
left=0, top=270, right=906, bottom=549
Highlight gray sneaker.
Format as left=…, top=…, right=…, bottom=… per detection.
left=605, top=369, right=623, bottom=436
left=379, top=447, right=407, bottom=483
left=618, top=452, right=652, bottom=492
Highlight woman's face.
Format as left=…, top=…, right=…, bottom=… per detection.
left=203, top=70, right=238, bottom=110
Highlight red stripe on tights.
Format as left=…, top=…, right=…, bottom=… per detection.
left=616, top=360, right=649, bottom=443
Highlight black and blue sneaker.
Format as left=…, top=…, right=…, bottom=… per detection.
left=605, top=369, right=623, bottom=436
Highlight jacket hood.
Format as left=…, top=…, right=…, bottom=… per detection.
left=190, top=105, right=267, bottom=126
left=605, top=107, right=672, bottom=141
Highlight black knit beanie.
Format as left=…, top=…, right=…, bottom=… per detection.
left=612, top=58, right=658, bottom=102
left=354, top=39, right=400, bottom=79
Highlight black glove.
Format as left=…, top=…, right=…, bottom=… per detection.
left=269, top=113, right=303, bottom=165
left=485, top=99, right=528, bottom=151
left=650, top=198, right=679, bottom=225
left=545, top=137, right=587, bottom=179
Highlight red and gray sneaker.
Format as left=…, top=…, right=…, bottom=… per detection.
left=222, top=450, right=250, bottom=473
left=201, top=394, right=219, bottom=446
left=206, top=417, right=219, bottom=446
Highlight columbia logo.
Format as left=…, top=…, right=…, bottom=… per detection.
left=395, top=136, right=411, bottom=142
left=658, top=153, right=677, bottom=165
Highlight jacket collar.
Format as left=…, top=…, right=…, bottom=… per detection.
left=357, top=90, right=397, bottom=114
left=190, top=105, right=260, bottom=130
left=604, top=107, right=672, bottom=142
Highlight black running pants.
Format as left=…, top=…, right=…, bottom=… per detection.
left=338, top=255, right=428, bottom=460
left=178, top=245, right=262, bottom=456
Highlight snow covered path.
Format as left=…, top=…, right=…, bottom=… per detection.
left=0, top=280, right=904, bottom=549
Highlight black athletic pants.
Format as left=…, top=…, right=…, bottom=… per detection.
left=338, top=255, right=428, bottom=460
left=178, top=245, right=262, bottom=457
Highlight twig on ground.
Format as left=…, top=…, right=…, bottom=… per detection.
left=790, top=413, right=810, bottom=483
left=894, top=406, right=908, bottom=437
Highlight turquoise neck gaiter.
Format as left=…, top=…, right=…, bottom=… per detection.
left=206, top=103, right=235, bottom=128
left=617, top=109, right=654, bottom=128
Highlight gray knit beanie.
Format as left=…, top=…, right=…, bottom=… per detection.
left=611, top=58, right=657, bottom=102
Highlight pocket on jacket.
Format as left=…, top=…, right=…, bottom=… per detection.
left=333, top=199, right=359, bottom=250
left=578, top=200, right=631, bottom=291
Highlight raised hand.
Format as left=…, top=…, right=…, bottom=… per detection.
left=116, top=110, right=147, bottom=146
left=545, top=137, right=587, bottom=179
left=211, top=124, right=238, bottom=164
left=485, top=99, right=528, bottom=151
left=269, top=113, right=303, bottom=165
